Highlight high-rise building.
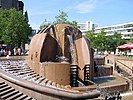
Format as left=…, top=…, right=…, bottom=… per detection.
left=0, top=0, right=24, bottom=12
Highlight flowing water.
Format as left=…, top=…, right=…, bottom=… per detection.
left=67, top=35, right=74, bottom=64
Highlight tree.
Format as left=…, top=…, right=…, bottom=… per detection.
left=85, top=30, right=108, bottom=53
left=108, top=32, right=126, bottom=52
left=0, top=9, right=31, bottom=49
left=54, top=10, right=68, bottom=24
left=39, top=10, right=79, bottom=31
left=84, top=30, right=107, bottom=52
left=84, top=30, right=96, bottom=48
left=54, top=10, right=79, bottom=28
left=95, top=31, right=107, bottom=52
left=106, top=36, right=115, bottom=51
left=85, top=30, right=126, bottom=53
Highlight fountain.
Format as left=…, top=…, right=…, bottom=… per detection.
left=27, top=24, right=94, bottom=85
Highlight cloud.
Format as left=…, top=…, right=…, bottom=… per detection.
left=66, top=0, right=97, bottom=14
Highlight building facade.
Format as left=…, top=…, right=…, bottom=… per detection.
left=95, top=22, right=133, bottom=39
left=78, top=21, right=98, bottom=33
left=78, top=21, right=133, bottom=39
left=0, top=0, right=24, bottom=12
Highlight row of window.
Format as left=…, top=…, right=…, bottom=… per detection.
left=97, top=29, right=133, bottom=35
left=123, top=34, right=133, bottom=37
left=95, top=24, right=133, bottom=31
left=78, top=24, right=86, bottom=30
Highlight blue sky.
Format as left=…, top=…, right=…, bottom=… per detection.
left=22, top=0, right=133, bottom=30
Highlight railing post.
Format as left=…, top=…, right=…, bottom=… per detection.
left=83, top=64, right=90, bottom=85
left=70, top=64, right=80, bottom=87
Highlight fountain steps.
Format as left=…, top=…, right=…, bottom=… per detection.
left=0, top=82, right=35, bottom=100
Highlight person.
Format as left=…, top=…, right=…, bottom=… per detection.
left=12, top=49, right=14, bottom=55
left=8, top=50, right=11, bottom=56
left=18, top=48, right=21, bottom=55
left=13, top=48, right=16, bottom=55
left=6, top=49, right=9, bottom=55
left=15, top=49, right=19, bottom=55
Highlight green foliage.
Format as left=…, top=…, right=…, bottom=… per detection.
left=107, top=32, right=126, bottom=52
left=0, top=9, right=31, bottom=48
left=95, top=31, right=107, bottom=51
left=54, top=10, right=79, bottom=28
left=39, top=10, right=79, bottom=31
left=85, top=30, right=126, bottom=52
left=54, top=10, right=68, bottom=24
left=84, top=30, right=96, bottom=48
left=85, top=30, right=107, bottom=52
left=128, top=34, right=133, bottom=42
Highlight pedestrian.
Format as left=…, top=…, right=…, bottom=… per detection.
left=6, top=49, right=9, bottom=55
left=18, top=48, right=21, bottom=55
left=15, top=49, right=19, bottom=55
left=8, top=50, right=11, bottom=56
left=13, top=48, right=16, bottom=55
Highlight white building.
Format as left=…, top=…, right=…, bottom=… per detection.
left=95, top=22, right=133, bottom=39
left=78, top=21, right=133, bottom=39
left=78, top=21, right=98, bottom=34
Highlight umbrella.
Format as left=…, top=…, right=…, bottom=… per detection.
left=117, top=44, right=129, bottom=50
left=117, top=43, right=133, bottom=50
left=128, top=43, right=133, bottom=49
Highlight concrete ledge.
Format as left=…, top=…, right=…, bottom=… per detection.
left=100, top=81, right=129, bottom=92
